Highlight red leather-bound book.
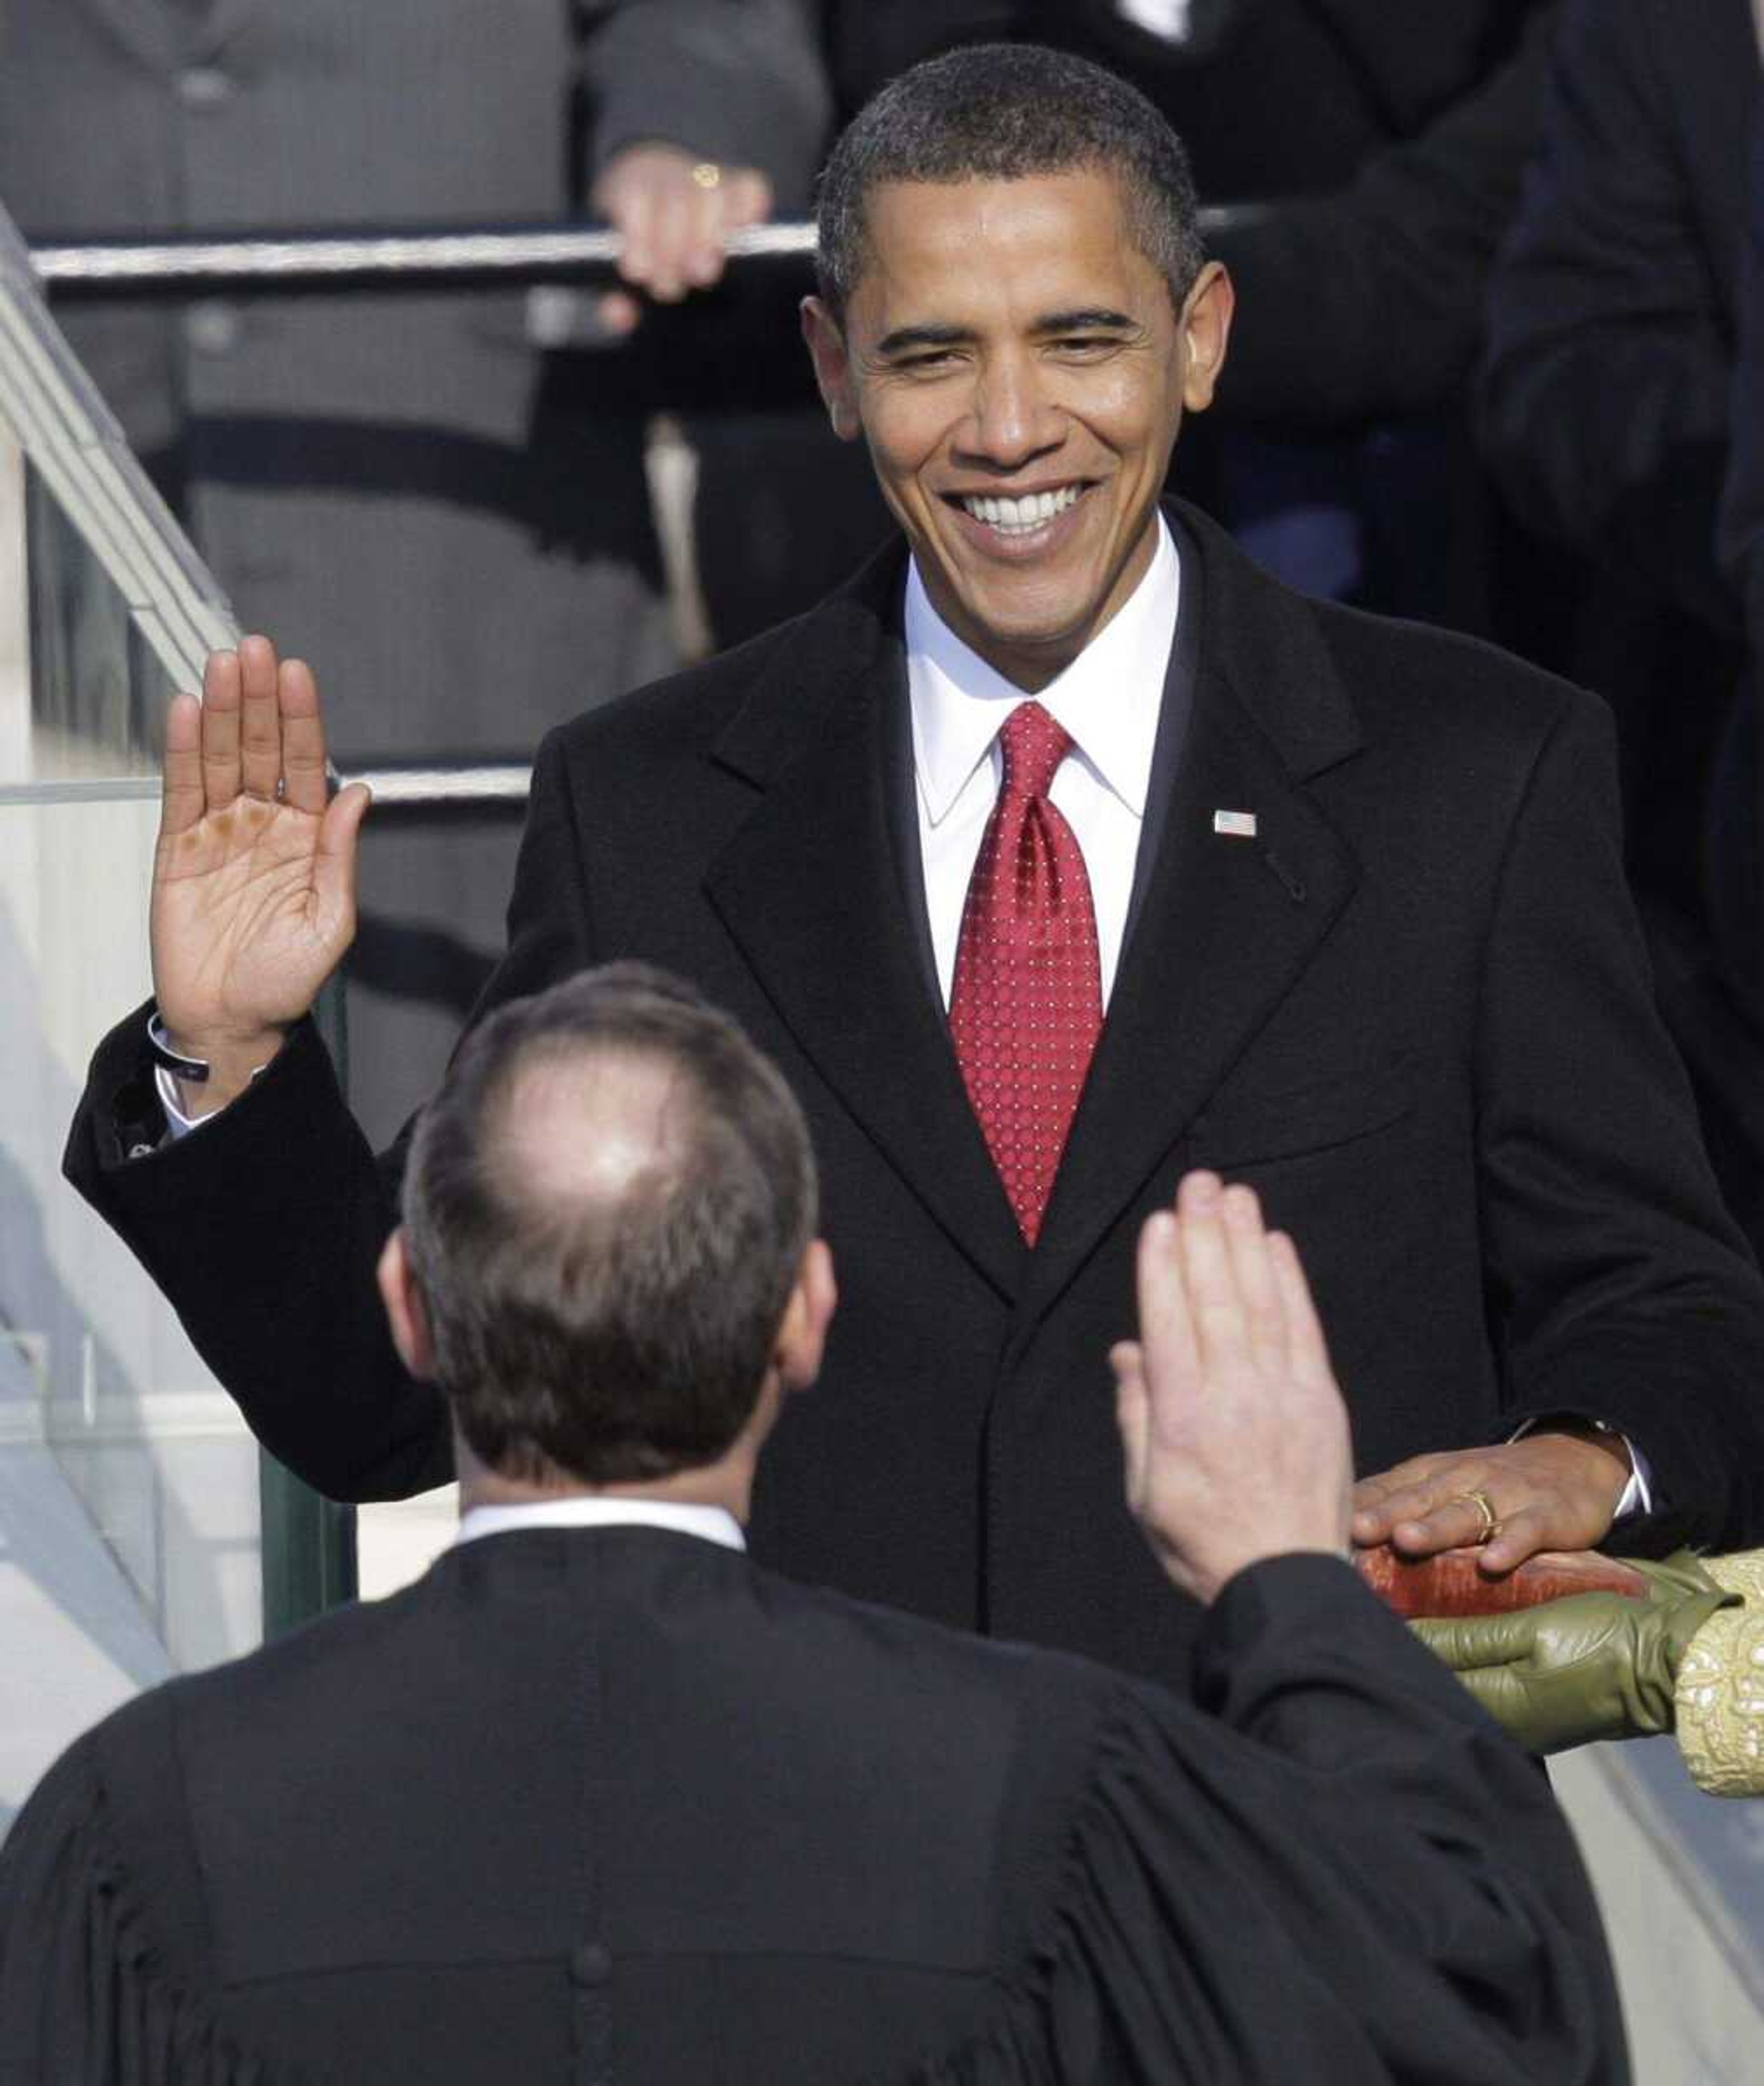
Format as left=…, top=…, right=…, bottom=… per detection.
left=1355, top=1545, right=1650, bottom=1618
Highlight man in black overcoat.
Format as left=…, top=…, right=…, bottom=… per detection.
left=8, top=965, right=1629, bottom=2083
left=66, top=45, right=1764, bottom=1689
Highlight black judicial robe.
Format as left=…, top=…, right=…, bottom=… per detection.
left=0, top=1535, right=1624, bottom=2084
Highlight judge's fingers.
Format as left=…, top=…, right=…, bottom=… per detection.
left=160, top=692, right=205, bottom=839
left=199, top=649, right=243, bottom=813
left=1218, top=1185, right=1285, bottom=1377
left=1175, top=1172, right=1251, bottom=1384
left=1135, top=1209, right=1200, bottom=1416
left=1110, top=1341, right=1150, bottom=1505
left=1267, top=1230, right=1334, bottom=1387
left=277, top=657, right=331, bottom=816
left=236, top=635, right=283, bottom=803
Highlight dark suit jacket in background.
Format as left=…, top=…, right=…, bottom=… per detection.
left=67, top=504, right=1764, bottom=1689
left=0, top=1533, right=1626, bottom=2083
left=1478, top=0, right=1758, bottom=635
left=1476, top=0, right=1764, bottom=1248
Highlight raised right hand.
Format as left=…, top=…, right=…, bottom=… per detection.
left=1111, top=1173, right=1354, bottom=1604
left=150, top=636, right=371, bottom=1112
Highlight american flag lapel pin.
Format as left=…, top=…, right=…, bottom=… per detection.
left=1212, top=809, right=1257, bottom=838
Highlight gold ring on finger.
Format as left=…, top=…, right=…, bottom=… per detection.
left=1452, top=1489, right=1498, bottom=1546
left=691, top=161, right=722, bottom=191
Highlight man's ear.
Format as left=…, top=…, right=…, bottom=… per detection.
left=775, top=1238, right=837, bottom=1392
left=801, top=296, right=862, bottom=442
left=1176, top=261, right=1235, bottom=415
left=376, top=1228, right=437, bottom=1382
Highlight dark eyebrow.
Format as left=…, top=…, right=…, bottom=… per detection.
left=873, top=322, right=973, bottom=357
left=1034, top=307, right=1136, bottom=334
left=871, top=308, right=1139, bottom=357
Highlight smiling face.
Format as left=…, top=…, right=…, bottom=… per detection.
left=803, top=167, right=1232, bottom=691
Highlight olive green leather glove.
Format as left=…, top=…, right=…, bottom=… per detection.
left=1409, top=1555, right=1740, bottom=1755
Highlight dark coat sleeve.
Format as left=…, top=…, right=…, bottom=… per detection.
left=581, top=0, right=833, bottom=211
left=938, top=1557, right=1626, bottom=2084
left=1473, top=684, right=1764, bottom=1548
left=1476, top=0, right=1741, bottom=632
left=59, top=728, right=597, bottom=1502
left=1211, top=5, right=1557, bottom=430
left=1719, top=115, right=1764, bottom=623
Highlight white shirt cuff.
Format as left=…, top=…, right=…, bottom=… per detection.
left=154, top=1062, right=209, bottom=1141
left=1507, top=1416, right=1653, bottom=1520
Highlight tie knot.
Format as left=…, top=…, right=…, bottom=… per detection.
left=998, top=701, right=1074, bottom=800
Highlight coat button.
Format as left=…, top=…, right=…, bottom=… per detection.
left=569, top=1942, right=611, bottom=1988
left=185, top=301, right=239, bottom=355
left=176, top=66, right=234, bottom=110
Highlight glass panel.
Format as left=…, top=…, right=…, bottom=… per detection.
left=22, top=444, right=170, bottom=779
left=0, top=787, right=266, bottom=1841
left=0, top=202, right=266, bottom=1838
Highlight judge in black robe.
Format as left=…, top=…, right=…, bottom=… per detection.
left=0, top=1536, right=1622, bottom=2085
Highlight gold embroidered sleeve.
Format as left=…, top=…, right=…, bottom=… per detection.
left=1675, top=1550, right=1764, bottom=1796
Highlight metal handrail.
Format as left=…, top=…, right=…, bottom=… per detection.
left=29, top=220, right=819, bottom=300
left=26, top=207, right=1241, bottom=301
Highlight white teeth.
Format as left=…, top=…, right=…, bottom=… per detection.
left=959, top=484, right=1083, bottom=533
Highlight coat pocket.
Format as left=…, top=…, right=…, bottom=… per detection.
left=1189, top=1051, right=1414, bottom=1168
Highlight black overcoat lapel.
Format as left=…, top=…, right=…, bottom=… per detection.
left=703, top=554, right=1028, bottom=1303
left=1018, top=508, right=1367, bottom=1329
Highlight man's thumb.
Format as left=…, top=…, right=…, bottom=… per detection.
left=314, top=781, right=372, bottom=918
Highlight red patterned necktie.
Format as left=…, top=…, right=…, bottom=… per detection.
left=950, top=701, right=1103, bottom=1245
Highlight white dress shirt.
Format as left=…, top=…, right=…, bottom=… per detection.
left=456, top=1496, right=745, bottom=1550
left=906, top=511, right=1180, bottom=1009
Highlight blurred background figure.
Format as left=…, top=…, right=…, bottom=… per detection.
left=0, top=0, right=680, bottom=1143
left=1480, top=0, right=1764, bottom=1253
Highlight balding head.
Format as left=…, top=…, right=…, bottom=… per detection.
left=399, top=965, right=819, bottom=1486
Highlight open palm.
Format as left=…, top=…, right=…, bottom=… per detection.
left=151, top=637, right=370, bottom=1097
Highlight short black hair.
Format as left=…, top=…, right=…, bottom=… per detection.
left=400, top=964, right=818, bottom=1486
left=815, top=42, right=1205, bottom=320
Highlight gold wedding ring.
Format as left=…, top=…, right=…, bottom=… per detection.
left=1453, top=1489, right=1499, bottom=1545
left=691, top=161, right=723, bottom=191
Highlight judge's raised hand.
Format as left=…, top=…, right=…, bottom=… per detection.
left=1112, top=1173, right=1353, bottom=1605
left=1351, top=1429, right=1634, bottom=1579
left=151, top=636, right=371, bottom=1114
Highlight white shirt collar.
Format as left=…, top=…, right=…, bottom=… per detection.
left=906, top=512, right=1180, bottom=827
left=455, top=1497, right=746, bottom=1551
